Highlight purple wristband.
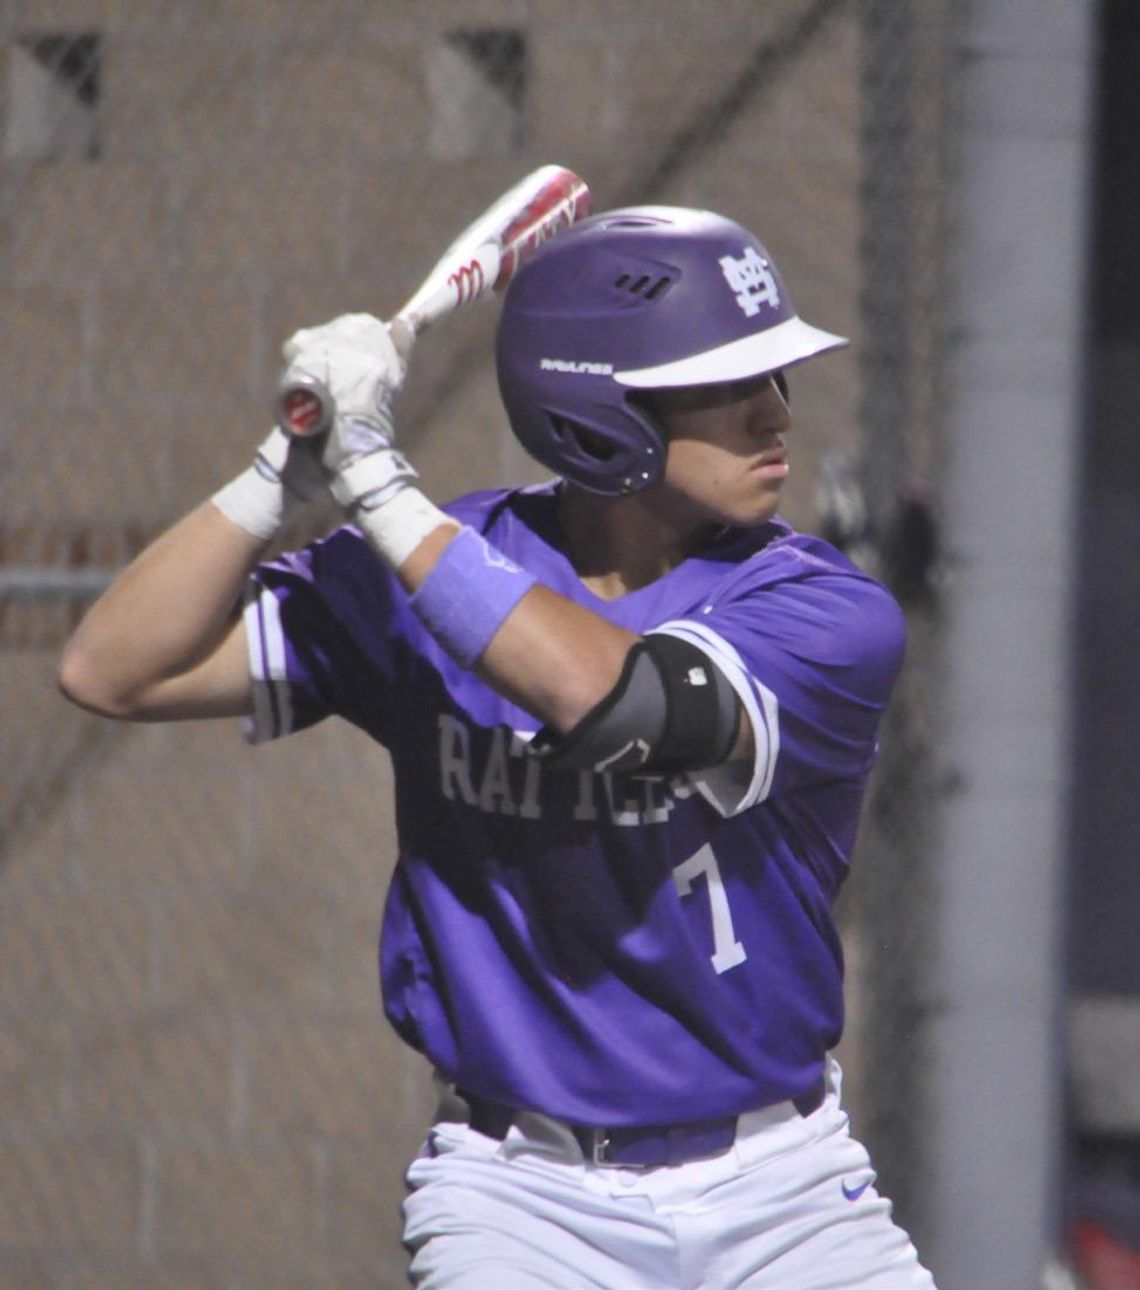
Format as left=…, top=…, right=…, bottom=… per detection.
left=409, top=526, right=537, bottom=667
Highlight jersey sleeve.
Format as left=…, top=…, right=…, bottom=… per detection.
left=242, top=529, right=403, bottom=746
left=650, top=567, right=906, bottom=817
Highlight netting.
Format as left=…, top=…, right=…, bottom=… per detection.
left=0, top=2, right=961, bottom=1283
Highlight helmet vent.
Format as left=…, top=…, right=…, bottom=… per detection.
left=612, top=272, right=674, bottom=300
left=550, top=414, right=616, bottom=462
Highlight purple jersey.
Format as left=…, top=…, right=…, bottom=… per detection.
left=243, top=483, right=905, bottom=1127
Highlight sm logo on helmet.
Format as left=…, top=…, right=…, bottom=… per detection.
left=719, top=247, right=780, bottom=319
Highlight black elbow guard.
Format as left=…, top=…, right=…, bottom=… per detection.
left=533, top=634, right=741, bottom=775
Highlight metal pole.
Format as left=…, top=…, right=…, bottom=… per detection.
left=928, top=3, right=1095, bottom=1285
left=0, top=568, right=117, bottom=600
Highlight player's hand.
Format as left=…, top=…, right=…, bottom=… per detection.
left=252, top=424, right=326, bottom=503
left=281, top=314, right=418, bottom=511
left=281, top=312, right=406, bottom=441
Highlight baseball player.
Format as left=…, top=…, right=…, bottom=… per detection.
left=60, top=206, right=937, bottom=1288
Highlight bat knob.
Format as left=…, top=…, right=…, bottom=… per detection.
left=277, top=374, right=335, bottom=438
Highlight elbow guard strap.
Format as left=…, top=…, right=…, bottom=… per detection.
left=534, top=634, right=741, bottom=775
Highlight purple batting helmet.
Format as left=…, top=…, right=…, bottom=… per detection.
left=495, top=206, right=848, bottom=496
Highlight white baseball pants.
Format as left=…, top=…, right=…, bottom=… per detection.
left=403, top=1061, right=937, bottom=1289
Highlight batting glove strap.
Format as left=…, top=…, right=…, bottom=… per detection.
left=212, top=426, right=323, bottom=541
left=330, top=444, right=419, bottom=512
left=354, top=486, right=455, bottom=571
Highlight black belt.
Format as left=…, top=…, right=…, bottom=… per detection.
left=460, top=1077, right=825, bottom=1168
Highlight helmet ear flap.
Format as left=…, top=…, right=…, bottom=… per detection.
left=625, top=391, right=666, bottom=438
left=617, top=397, right=668, bottom=493
left=537, top=398, right=666, bottom=496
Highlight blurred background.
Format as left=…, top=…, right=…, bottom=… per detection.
left=0, top=1, right=1132, bottom=1287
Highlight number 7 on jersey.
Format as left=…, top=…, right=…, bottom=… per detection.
left=673, top=844, right=748, bottom=973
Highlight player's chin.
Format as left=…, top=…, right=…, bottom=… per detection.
left=677, top=474, right=784, bottom=531
left=716, top=485, right=784, bottom=529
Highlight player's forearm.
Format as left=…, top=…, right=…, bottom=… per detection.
left=397, top=524, right=637, bottom=732
left=58, top=501, right=261, bottom=719
left=480, top=590, right=637, bottom=731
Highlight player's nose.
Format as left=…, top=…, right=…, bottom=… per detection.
left=745, top=378, right=791, bottom=437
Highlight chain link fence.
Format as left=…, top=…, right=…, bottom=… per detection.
left=844, top=0, right=964, bottom=1257
left=0, top=2, right=961, bottom=1284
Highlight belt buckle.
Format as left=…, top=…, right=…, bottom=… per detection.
left=585, top=1127, right=646, bottom=1168
left=588, top=1128, right=615, bottom=1166
left=583, top=1127, right=655, bottom=1169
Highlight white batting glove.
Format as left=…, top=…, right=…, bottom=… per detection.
left=280, top=313, right=417, bottom=512
left=212, top=425, right=325, bottom=541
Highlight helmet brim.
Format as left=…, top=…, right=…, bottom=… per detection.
left=612, top=315, right=848, bottom=389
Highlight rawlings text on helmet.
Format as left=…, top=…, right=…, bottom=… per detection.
left=539, top=358, right=615, bottom=375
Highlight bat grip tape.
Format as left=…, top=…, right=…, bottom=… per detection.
left=409, top=526, right=536, bottom=668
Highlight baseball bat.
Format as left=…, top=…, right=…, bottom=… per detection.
left=277, top=164, right=591, bottom=437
